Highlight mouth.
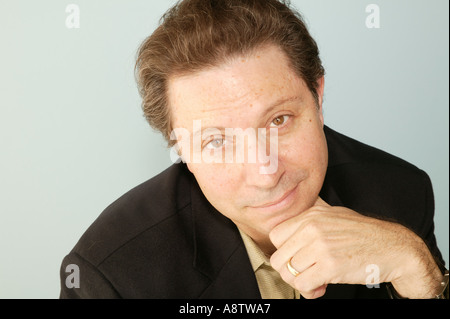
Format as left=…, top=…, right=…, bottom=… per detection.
left=250, top=184, right=299, bottom=211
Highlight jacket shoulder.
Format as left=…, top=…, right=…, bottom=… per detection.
left=69, top=163, right=192, bottom=267
left=323, top=126, right=434, bottom=235
left=324, top=126, right=421, bottom=171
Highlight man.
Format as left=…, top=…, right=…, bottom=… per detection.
left=60, top=0, right=448, bottom=299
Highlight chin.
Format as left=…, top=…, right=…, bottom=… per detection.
left=267, top=194, right=317, bottom=229
left=266, top=209, right=299, bottom=231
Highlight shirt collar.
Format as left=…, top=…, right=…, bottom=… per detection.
left=238, top=228, right=271, bottom=272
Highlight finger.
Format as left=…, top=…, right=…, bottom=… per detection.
left=270, top=197, right=330, bottom=248
left=274, top=254, right=317, bottom=290
left=279, top=257, right=316, bottom=287
left=270, top=235, right=313, bottom=272
left=300, top=284, right=328, bottom=299
left=292, top=265, right=328, bottom=298
left=272, top=243, right=320, bottom=293
left=269, top=216, right=302, bottom=249
left=276, top=258, right=328, bottom=299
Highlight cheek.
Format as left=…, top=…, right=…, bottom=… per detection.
left=279, top=122, right=328, bottom=173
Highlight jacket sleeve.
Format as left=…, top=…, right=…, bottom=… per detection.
left=59, top=252, right=121, bottom=299
left=418, top=170, right=447, bottom=273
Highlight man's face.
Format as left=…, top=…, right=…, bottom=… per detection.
left=168, top=44, right=328, bottom=246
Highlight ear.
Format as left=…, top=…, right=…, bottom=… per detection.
left=316, top=76, right=325, bottom=126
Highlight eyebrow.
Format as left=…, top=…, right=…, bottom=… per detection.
left=259, top=95, right=303, bottom=120
left=193, top=94, right=303, bottom=137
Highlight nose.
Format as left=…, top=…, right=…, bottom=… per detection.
left=242, top=129, right=283, bottom=189
left=243, top=159, right=284, bottom=189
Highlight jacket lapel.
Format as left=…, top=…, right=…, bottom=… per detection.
left=189, top=174, right=261, bottom=298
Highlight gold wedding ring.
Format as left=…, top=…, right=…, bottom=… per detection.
left=286, top=257, right=301, bottom=277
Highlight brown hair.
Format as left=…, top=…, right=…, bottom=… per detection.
left=135, top=0, right=324, bottom=146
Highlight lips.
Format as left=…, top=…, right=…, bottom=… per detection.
left=251, top=184, right=298, bottom=209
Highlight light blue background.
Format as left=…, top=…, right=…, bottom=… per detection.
left=0, top=0, right=448, bottom=298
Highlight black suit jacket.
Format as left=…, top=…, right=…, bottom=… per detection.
left=59, top=126, right=445, bottom=298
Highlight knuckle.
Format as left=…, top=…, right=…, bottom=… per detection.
left=302, top=218, right=323, bottom=236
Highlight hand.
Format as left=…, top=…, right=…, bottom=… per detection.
left=269, top=197, right=443, bottom=299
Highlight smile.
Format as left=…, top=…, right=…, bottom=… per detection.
left=250, top=184, right=299, bottom=212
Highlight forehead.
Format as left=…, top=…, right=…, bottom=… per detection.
left=167, top=44, right=306, bottom=129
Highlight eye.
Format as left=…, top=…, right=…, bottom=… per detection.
left=270, top=115, right=290, bottom=127
left=205, top=137, right=226, bottom=150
